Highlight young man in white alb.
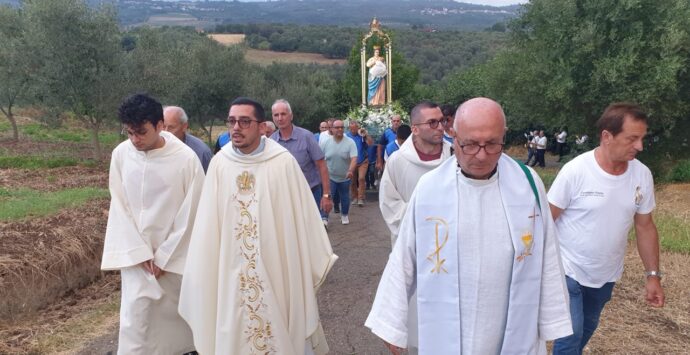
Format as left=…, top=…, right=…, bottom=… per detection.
left=102, top=94, right=205, bottom=355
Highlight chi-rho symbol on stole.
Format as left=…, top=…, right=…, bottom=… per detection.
left=425, top=217, right=449, bottom=274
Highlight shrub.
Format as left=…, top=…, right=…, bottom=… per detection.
left=667, top=160, right=690, bottom=182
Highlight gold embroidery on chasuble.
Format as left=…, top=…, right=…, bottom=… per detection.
left=425, top=217, right=449, bottom=274
left=234, top=171, right=275, bottom=353
left=517, top=207, right=538, bottom=262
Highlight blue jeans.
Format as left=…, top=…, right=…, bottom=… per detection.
left=328, top=179, right=351, bottom=218
left=553, top=276, right=615, bottom=355
left=525, top=148, right=535, bottom=165
left=311, top=184, right=327, bottom=220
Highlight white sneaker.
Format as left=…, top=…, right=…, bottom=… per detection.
left=351, top=199, right=358, bottom=205
left=341, top=215, right=349, bottom=225
left=357, top=199, right=364, bottom=207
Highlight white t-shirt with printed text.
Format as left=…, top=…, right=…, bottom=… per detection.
left=547, top=150, right=655, bottom=287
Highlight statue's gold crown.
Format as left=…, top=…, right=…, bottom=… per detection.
left=373, top=45, right=381, bottom=50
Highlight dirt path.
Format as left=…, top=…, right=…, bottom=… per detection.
left=2, top=162, right=687, bottom=354
left=75, top=188, right=690, bottom=354
left=77, top=189, right=391, bottom=354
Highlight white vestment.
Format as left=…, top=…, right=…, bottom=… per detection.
left=377, top=137, right=452, bottom=350
left=379, top=137, right=453, bottom=245
left=101, top=130, right=205, bottom=355
left=366, top=155, right=572, bottom=354
left=179, top=137, right=338, bottom=355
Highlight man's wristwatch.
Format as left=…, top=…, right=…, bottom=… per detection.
left=322, top=194, right=331, bottom=199
left=645, top=270, right=662, bottom=279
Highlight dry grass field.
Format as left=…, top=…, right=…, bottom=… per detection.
left=134, top=13, right=213, bottom=29
left=207, top=33, right=245, bottom=45
left=0, top=118, right=688, bottom=354
left=207, top=33, right=346, bottom=66
left=245, top=48, right=346, bottom=66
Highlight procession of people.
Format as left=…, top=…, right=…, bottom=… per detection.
left=102, top=91, right=664, bottom=355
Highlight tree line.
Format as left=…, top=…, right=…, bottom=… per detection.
left=214, top=23, right=508, bottom=84
left=2, top=0, right=689, bottom=175
left=0, top=1, right=346, bottom=160
left=437, top=0, right=690, bottom=174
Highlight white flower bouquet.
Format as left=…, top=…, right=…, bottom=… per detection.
left=345, top=102, right=409, bottom=139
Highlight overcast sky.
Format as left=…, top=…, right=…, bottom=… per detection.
left=457, top=0, right=528, bottom=5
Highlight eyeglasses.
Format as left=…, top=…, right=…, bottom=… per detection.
left=458, top=142, right=505, bottom=155
left=414, top=118, right=448, bottom=129
left=227, top=118, right=259, bottom=129
left=332, top=126, right=345, bottom=129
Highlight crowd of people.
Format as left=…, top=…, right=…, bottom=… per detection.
left=102, top=93, right=664, bottom=355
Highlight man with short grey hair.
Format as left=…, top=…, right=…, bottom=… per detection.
left=270, top=99, right=333, bottom=226
left=163, top=106, right=212, bottom=173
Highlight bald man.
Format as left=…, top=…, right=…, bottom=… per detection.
left=163, top=106, right=213, bottom=173
left=366, top=97, right=572, bottom=354
left=264, top=120, right=276, bottom=137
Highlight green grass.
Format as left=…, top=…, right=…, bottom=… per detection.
left=0, top=156, right=79, bottom=169
left=655, top=213, right=690, bottom=254
left=0, top=187, right=109, bottom=221
left=19, top=122, right=122, bottom=146
left=534, top=167, right=560, bottom=190
left=100, top=131, right=124, bottom=147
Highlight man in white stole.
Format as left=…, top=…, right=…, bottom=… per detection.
left=366, top=98, right=572, bottom=354
left=378, top=101, right=453, bottom=352
left=101, top=94, right=204, bottom=355
left=179, top=97, right=338, bottom=355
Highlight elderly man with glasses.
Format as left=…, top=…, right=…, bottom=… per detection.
left=366, top=97, right=572, bottom=355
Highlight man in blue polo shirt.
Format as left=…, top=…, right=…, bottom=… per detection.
left=270, top=99, right=333, bottom=226
left=375, top=114, right=402, bottom=172
left=214, top=131, right=231, bottom=154
left=346, top=120, right=373, bottom=206
left=384, top=124, right=411, bottom=162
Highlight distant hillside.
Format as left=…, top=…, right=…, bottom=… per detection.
left=0, top=0, right=519, bottom=30
left=115, top=0, right=519, bottom=30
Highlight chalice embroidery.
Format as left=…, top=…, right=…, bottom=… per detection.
left=517, top=208, right=538, bottom=261
left=516, top=232, right=533, bottom=262
left=236, top=171, right=256, bottom=195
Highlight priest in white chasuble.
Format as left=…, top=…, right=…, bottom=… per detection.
left=101, top=94, right=205, bottom=355
left=179, top=97, right=338, bottom=355
left=365, top=97, right=572, bottom=355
